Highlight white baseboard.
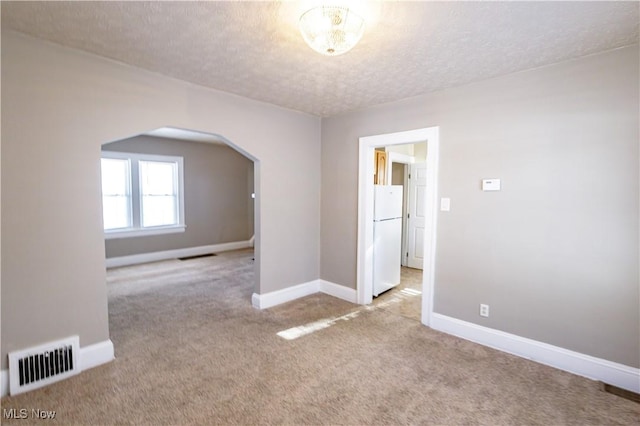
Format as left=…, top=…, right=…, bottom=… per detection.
left=252, top=280, right=318, bottom=309
left=79, top=339, right=115, bottom=371
left=318, top=280, right=358, bottom=303
left=0, top=369, right=8, bottom=399
left=1, top=339, right=115, bottom=398
left=431, top=313, right=640, bottom=393
left=252, top=279, right=357, bottom=309
left=106, top=240, right=252, bottom=268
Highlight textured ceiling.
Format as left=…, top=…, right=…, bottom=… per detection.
left=2, top=1, right=638, bottom=117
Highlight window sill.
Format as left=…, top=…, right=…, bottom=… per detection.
left=104, top=225, right=186, bottom=240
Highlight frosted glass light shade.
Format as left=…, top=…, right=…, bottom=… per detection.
left=299, top=5, right=365, bottom=56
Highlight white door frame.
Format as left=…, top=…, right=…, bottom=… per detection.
left=356, top=127, right=439, bottom=326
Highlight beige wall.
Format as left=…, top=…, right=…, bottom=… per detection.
left=391, top=163, right=405, bottom=186
left=1, top=32, right=321, bottom=368
left=248, top=165, right=255, bottom=240
left=321, top=46, right=639, bottom=367
left=413, top=142, right=427, bottom=162
left=386, top=144, right=414, bottom=157
left=103, top=135, right=254, bottom=258
left=1, top=30, right=637, bottom=374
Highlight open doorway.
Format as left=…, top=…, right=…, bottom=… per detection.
left=100, top=126, right=260, bottom=293
left=366, top=142, right=428, bottom=321
left=100, top=126, right=261, bottom=360
left=356, top=127, right=439, bottom=326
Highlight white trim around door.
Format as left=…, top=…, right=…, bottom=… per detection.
left=357, top=127, right=440, bottom=326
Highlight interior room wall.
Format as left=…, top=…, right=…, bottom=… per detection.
left=103, top=135, right=254, bottom=258
left=320, top=45, right=639, bottom=368
left=1, top=31, right=321, bottom=369
left=413, top=142, right=427, bottom=162
left=391, top=163, right=405, bottom=185
left=386, top=144, right=414, bottom=156
left=248, top=164, right=255, bottom=239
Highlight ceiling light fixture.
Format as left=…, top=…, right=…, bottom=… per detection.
left=299, top=5, right=365, bottom=56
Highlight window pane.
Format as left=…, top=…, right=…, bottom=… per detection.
left=101, top=158, right=129, bottom=195
left=102, top=196, right=131, bottom=230
left=101, top=158, right=131, bottom=230
left=141, top=195, right=177, bottom=227
left=140, top=160, right=179, bottom=228
left=140, top=161, right=176, bottom=195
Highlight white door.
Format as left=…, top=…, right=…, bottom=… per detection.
left=407, top=163, right=427, bottom=269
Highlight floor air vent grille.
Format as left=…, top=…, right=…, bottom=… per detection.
left=178, top=253, right=216, bottom=261
left=8, top=336, right=79, bottom=395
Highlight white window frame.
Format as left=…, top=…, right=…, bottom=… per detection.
left=101, top=151, right=185, bottom=239
left=100, top=156, right=133, bottom=231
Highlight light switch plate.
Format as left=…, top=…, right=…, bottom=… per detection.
left=482, top=179, right=501, bottom=191
left=440, top=198, right=450, bottom=211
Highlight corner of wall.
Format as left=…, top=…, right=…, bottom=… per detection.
left=251, top=279, right=357, bottom=310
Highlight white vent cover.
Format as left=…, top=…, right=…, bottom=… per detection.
left=8, top=336, right=79, bottom=395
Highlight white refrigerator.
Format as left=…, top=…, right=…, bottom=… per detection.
left=373, top=185, right=403, bottom=297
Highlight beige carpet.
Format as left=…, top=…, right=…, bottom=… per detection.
left=2, top=248, right=638, bottom=425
